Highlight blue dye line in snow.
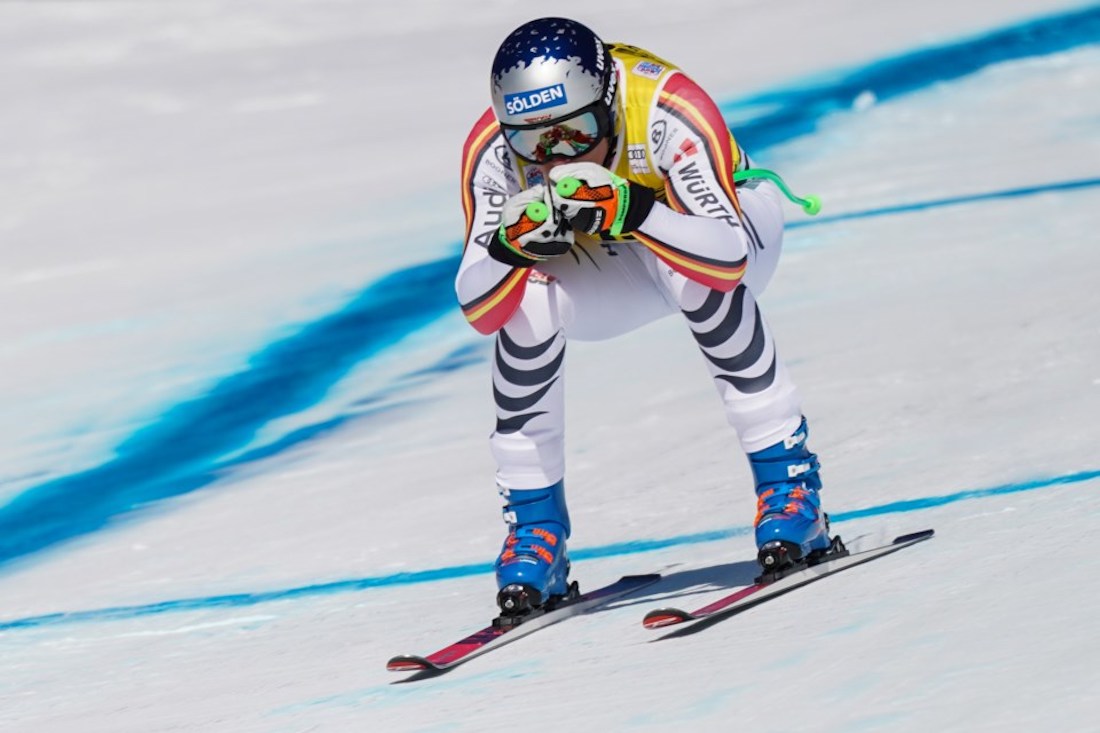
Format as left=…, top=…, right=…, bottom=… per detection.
left=0, top=257, right=461, bottom=567
left=724, top=5, right=1100, bottom=151
left=0, top=468, right=1095, bottom=632
left=787, top=177, right=1100, bottom=230
left=2, top=6, right=1097, bottom=570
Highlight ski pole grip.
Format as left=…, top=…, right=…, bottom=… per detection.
left=525, top=200, right=549, bottom=223
left=555, top=177, right=581, bottom=198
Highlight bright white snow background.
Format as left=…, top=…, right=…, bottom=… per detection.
left=1, top=1, right=1098, bottom=731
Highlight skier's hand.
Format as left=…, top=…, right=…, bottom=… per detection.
left=488, top=185, right=574, bottom=268
left=548, top=162, right=656, bottom=238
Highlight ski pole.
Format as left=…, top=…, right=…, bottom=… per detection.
left=733, top=168, right=822, bottom=215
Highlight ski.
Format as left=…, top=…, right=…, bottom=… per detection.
left=387, top=574, right=660, bottom=676
left=643, top=529, right=933, bottom=634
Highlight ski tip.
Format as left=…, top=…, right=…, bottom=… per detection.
left=892, top=529, right=935, bottom=545
left=386, top=655, right=433, bottom=673
left=642, top=608, right=691, bottom=629
left=620, top=573, right=663, bottom=584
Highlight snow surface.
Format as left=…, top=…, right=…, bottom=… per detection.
left=1, top=1, right=1098, bottom=731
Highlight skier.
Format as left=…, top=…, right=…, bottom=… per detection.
left=456, top=17, right=830, bottom=619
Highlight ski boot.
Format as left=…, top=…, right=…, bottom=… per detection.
left=493, top=480, right=576, bottom=627
left=749, top=417, right=842, bottom=578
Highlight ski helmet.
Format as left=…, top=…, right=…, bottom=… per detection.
left=490, top=17, right=617, bottom=164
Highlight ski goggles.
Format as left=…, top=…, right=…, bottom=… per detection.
left=501, top=102, right=613, bottom=165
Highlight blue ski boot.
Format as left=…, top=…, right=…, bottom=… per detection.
left=494, top=480, right=575, bottom=625
left=748, top=417, right=835, bottom=575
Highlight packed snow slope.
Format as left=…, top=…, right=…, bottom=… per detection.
left=1, top=1, right=1098, bottom=731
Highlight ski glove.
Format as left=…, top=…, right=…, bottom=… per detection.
left=548, top=162, right=656, bottom=237
left=489, top=185, right=575, bottom=268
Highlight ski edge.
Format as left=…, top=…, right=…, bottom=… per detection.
left=387, top=573, right=660, bottom=674
left=642, top=529, right=934, bottom=630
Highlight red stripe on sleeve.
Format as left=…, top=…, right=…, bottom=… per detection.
left=461, top=108, right=501, bottom=248
left=658, top=74, right=741, bottom=210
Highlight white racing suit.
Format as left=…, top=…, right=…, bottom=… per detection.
left=456, top=44, right=804, bottom=491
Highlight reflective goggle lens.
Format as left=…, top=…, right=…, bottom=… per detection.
left=503, top=111, right=603, bottom=164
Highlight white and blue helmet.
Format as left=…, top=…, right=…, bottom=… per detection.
left=490, top=18, right=617, bottom=164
